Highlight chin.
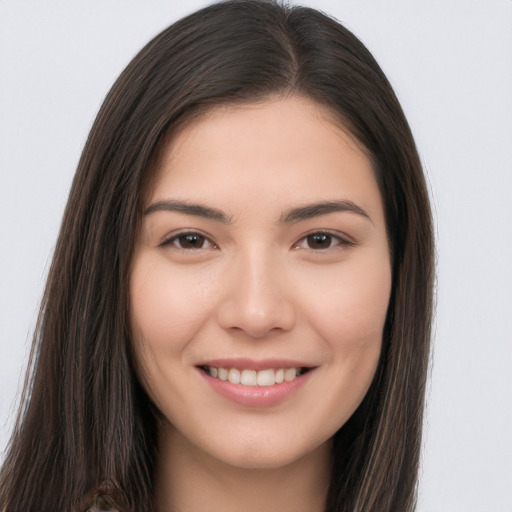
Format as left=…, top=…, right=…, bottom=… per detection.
left=202, top=433, right=331, bottom=472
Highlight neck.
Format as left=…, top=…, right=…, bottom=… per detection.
left=152, top=423, right=332, bottom=512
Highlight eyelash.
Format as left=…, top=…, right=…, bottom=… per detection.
left=161, top=230, right=354, bottom=252
left=293, top=231, right=355, bottom=251
left=161, top=231, right=217, bottom=251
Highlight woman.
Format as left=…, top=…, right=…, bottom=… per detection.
left=0, top=1, right=434, bottom=511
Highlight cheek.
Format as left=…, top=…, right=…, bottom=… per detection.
left=129, top=257, right=217, bottom=370
left=307, top=257, right=391, bottom=349
left=304, top=256, right=391, bottom=415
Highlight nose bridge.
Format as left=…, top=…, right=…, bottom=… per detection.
left=217, top=243, right=296, bottom=337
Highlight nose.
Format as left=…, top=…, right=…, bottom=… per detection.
left=216, top=249, right=296, bottom=338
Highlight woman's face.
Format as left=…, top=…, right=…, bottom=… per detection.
left=130, top=96, right=391, bottom=470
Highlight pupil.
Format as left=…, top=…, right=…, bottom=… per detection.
left=308, top=234, right=330, bottom=249
left=180, top=234, right=204, bottom=248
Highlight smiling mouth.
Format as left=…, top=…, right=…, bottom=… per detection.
left=198, top=366, right=311, bottom=387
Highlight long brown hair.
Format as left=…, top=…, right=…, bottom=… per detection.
left=0, top=1, right=434, bottom=511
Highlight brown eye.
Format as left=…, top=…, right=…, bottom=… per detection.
left=306, top=233, right=334, bottom=250
left=176, top=234, right=207, bottom=249
left=162, top=232, right=215, bottom=250
left=293, top=231, right=354, bottom=252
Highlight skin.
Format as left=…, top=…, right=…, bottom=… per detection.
left=130, top=96, right=392, bottom=512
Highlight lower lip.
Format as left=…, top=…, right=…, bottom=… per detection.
left=199, top=369, right=314, bottom=408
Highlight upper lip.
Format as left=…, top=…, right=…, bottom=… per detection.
left=196, top=358, right=315, bottom=371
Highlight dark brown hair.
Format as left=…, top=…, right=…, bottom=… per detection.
left=0, top=1, right=434, bottom=511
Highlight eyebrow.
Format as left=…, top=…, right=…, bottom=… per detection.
left=144, top=199, right=371, bottom=224
left=145, top=200, right=231, bottom=223
left=281, top=200, right=372, bottom=224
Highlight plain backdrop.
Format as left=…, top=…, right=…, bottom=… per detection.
left=1, top=1, right=511, bottom=510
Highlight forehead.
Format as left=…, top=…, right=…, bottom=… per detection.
left=160, top=95, right=370, bottom=170
left=147, top=96, right=383, bottom=224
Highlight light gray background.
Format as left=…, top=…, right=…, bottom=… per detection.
left=1, top=1, right=511, bottom=510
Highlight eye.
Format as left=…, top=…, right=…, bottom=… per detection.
left=161, top=232, right=216, bottom=250
left=294, top=231, right=354, bottom=251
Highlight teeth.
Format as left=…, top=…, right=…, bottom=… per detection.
left=257, top=368, right=275, bottom=386
left=240, top=369, right=257, bottom=386
left=204, top=366, right=303, bottom=386
left=284, top=368, right=297, bottom=382
left=228, top=368, right=241, bottom=384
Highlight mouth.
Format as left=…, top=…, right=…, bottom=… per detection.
left=196, top=359, right=317, bottom=407
left=198, top=365, right=313, bottom=387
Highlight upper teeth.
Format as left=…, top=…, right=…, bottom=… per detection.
left=204, top=366, right=302, bottom=386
